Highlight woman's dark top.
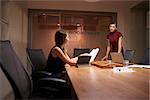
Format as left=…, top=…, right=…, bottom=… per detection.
left=46, top=46, right=66, bottom=74
left=107, top=30, right=124, bottom=53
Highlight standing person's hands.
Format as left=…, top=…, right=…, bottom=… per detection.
left=101, top=55, right=108, bottom=61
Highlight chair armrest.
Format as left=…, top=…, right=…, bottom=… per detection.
left=39, top=77, right=66, bottom=84
left=36, top=77, right=66, bottom=88
left=36, top=71, right=52, bottom=76
left=32, top=71, right=52, bottom=79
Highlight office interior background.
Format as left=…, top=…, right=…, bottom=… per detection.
left=0, top=0, right=149, bottom=99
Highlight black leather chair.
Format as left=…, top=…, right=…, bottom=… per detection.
left=0, top=40, right=70, bottom=99
left=140, top=48, right=150, bottom=65
left=26, top=48, right=52, bottom=81
left=0, top=40, right=32, bottom=99
left=124, top=49, right=135, bottom=61
left=26, top=48, right=69, bottom=93
left=73, top=48, right=90, bottom=57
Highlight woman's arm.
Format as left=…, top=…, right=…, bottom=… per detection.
left=65, top=53, right=78, bottom=63
left=102, top=40, right=110, bottom=60
left=106, top=40, right=111, bottom=57
left=52, top=47, right=76, bottom=66
left=118, top=36, right=123, bottom=53
left=64, top=50, right=78, bottom=63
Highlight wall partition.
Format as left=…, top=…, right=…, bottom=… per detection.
left=0, top=0, right=9, bottom=40
left=28, top=9, right=117, bottom=59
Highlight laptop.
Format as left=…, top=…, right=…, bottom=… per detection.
left=76, top=48, right=99, bottom=67
left=73, top=48, right=90, bottom=57
left=110, top=52, right=124, bottom=64
left=78, top=48, right=100, bottom=62
left=76, top=56, right=91, bottom=68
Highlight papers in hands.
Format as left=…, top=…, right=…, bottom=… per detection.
left=89, top=48, right=99, bottom=63
left=79, top=48, right=99, bottom=63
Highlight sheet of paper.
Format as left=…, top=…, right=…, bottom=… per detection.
left=111, top=67, right=135, bottom=72
left=127, top=65, right=150, bottom=68
left=89, top=48, right=99, bottom=63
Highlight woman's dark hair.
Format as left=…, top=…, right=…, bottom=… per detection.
left=55, top=30, right=67, bottom=46
left=108, top=22, right=117, bottom=28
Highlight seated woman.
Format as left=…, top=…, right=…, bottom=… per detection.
left=46, top=30, right=77, bottom=77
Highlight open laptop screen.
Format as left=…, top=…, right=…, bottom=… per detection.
left=77, top=56, right=91, bottom=64
left=110, top=52, right=124, bottom=63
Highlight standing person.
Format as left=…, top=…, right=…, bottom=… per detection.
left=46, top=29, right=77, bottom=76
left=102, top=22, right=123, bottom=60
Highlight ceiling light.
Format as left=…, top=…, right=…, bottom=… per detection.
left=57, top=23, right=60, bottom=26
left=76, top=23, right=80, bottom=26
left=42, top=13, right=46, bottom=16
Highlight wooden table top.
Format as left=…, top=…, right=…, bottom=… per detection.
left=65, top=65, right=150, bottom=100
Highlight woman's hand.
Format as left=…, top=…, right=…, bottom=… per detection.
left=101, top=55, right=108, bottom=61
left=71, top=57, right=78, bottom=63
left=102, top=40, right=110, bottom=61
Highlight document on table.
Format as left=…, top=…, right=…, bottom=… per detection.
left=127, top=64, right=150, bottom=68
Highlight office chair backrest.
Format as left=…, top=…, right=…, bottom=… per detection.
left=0, top=40, right=32, bottom=99
left=140, top=48, right=150, bottom=65
left=26, top=48, right=47, bottom=72
left=124, top=49, right=135, bottom=61
left=73, top=48, right=90, bottom=57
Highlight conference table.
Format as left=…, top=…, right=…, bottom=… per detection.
left=65, top=64, right=150, bottom=100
